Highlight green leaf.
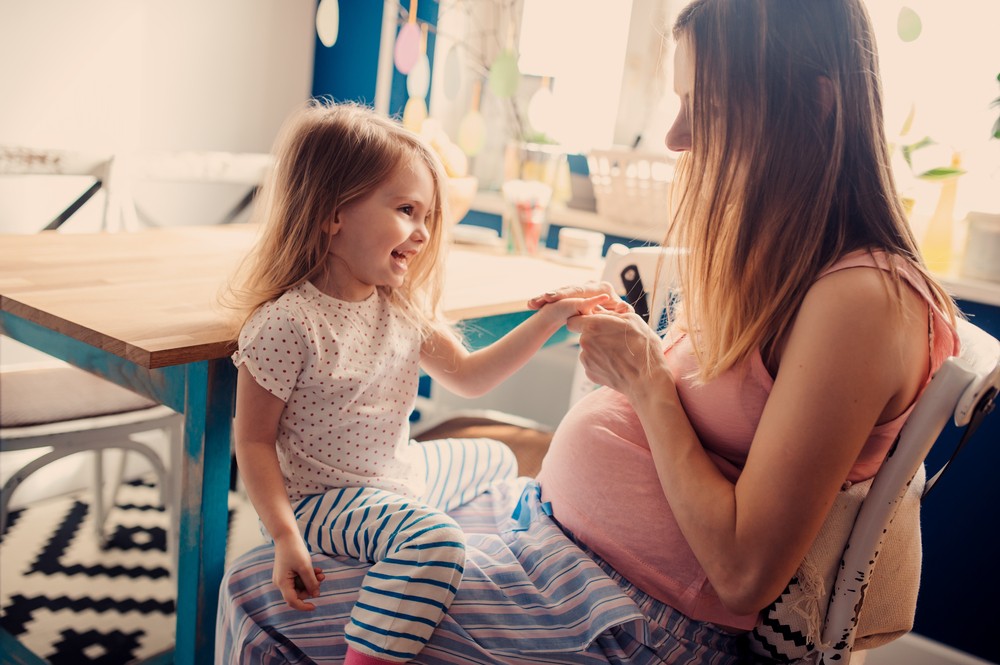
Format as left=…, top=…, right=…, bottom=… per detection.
left=901, top=136, right=934, bottom=169
left=993, top=115, right=1000, bottom=140
left=899, top=103, right=916, bottom=136
left=916, top=167, right=966, bottom=181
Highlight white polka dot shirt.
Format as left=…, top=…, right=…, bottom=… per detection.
left=233, top=282, right=425, bottom=501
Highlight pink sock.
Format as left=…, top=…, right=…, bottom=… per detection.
left=344, top=646, right=402, bottom=665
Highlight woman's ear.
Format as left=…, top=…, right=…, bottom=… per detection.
left=817, top=75, right=835, bottom=120
left=324, top=214, right=341, bottom=236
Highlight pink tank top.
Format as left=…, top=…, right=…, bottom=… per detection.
left=536, top=250, right=958, bottom=629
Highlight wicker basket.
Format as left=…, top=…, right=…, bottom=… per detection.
left=587, top=148, right=676, bottom=227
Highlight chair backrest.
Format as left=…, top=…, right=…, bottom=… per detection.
left=567, top=243, right=684, bottom=407
left=817, top=318, right=1000, bottom=663
left=118, top=150, right=274, bottom=229
left=0, top=145, right=118, bottom=231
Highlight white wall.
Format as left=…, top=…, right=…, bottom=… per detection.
left=0, top=0, right=316, bottom=233
left=0, top=0, right=316, bottom=505
left=0, top=0, right=314, bottom=154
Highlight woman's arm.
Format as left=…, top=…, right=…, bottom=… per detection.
left=421, top=295, right=608, bottom=398
left=234, top=366, right=324, bottom=610
left=569, top=267, right=928, bottom=614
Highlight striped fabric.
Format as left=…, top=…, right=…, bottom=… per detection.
left=220, top=469, right=761, bottom=664
left=280, top=438, right=517, bottom=662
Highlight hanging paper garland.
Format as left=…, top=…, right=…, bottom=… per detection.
left=315, top=0, right=340, bottom=47
left=394, top=0, right=421, bottom=74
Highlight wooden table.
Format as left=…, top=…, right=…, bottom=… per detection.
left=0, top=225, right=598, bottom=664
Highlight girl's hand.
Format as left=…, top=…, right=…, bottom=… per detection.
left=567, top=309, right=672, bottom=398
left=528, top=281, right=633, bottom=315
left=273, top=535, right=325, bottom=611
left=540, top=293, right=612, bottom=325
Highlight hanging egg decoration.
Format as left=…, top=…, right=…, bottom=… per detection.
left=394, top=0, right=421, bottom=74
left=528, top=77, right=556, bottom=135
left=458, top=80, right=486, bottom=156
left=407, top=54, right=431, bottom=100
left=488, top=50, right=520, bottom=99
left=406, top=23, right=431, bottom=100
left=315, top=0, right=340, bottom=47
left=403, top=96, right=428, bottom=132
left=897, top=6, right=922, bottom=42
left=395, top=23, right=421, bottom=74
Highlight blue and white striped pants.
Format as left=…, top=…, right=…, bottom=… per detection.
left=290, top=438, right=517, bottom=663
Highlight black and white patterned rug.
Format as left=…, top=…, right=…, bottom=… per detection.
left=0, top=478, right=263, bottom=664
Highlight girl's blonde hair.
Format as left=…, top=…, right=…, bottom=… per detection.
left=667, top=0, right=957, bottom=381
left=227, top=99, right=449, bottom=335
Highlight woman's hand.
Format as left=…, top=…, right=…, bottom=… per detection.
left=567, top=309, right=671, bottom=398
left=273, top=533, right=325, bottom=611
left=528, top=280, right=633, bottom=314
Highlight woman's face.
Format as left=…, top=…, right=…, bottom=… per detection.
left=665, top=36, right=695, bottom=152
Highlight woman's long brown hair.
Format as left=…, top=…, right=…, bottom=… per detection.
left=667, top=0, right=956, bottom=381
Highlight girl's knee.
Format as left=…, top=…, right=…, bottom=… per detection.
left=404, top=512, right=466, bottom=564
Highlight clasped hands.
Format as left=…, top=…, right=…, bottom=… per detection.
left=528, top=281, right=670, bottom=397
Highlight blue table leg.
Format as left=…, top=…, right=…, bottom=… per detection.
left=173, top=359, right=235, bottom=665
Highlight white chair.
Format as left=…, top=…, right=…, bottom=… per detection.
left=0, top=366, right=181, bottom=548
left=0, top=145, right=121, bottom=231
left=118, top=150, right=274, bottom=229
left=0, top=147, right=183, bottom=562
left=809, top=318, right=999, bottom=664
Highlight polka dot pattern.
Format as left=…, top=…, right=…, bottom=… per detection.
left=234, top=282, right=425, bottom=501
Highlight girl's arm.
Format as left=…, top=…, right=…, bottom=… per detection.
left=568, top=267, right=928, bottom=614
left=421, top=295, right=608, bottom=398
left=234, top=366, right=324, bottom=610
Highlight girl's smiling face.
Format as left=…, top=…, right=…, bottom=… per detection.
left=319, top=157, right=435, bottom=302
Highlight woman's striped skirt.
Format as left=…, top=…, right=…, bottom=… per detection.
left=217, top=477, right=757, bottom=664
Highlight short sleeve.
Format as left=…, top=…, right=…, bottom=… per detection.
left=232, top=303, right=309, bottom=402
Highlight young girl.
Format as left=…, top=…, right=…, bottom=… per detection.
left=227, top=100, right=606, bottom=665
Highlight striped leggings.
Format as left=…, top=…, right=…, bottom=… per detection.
left=290, top=438, right=517, bottom=664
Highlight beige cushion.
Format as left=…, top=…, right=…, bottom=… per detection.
left=1, top=366, right=157, bottom=428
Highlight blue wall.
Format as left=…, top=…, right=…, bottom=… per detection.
left=913, top=299, right=1000, bottom=663
left=312, top=2, right=438, bottom=116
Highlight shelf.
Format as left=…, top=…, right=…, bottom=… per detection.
left=470, top=191, right=666, bottom=244
left=467, top=192, right=1000, bottom=309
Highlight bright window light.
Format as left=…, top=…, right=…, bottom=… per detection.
left=518, top=0, right=633, bottom=150
left=867, top=0, right=1000, bottom=217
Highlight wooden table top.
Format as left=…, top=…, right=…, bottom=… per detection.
left=0, top=225, right=598, bottom=369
